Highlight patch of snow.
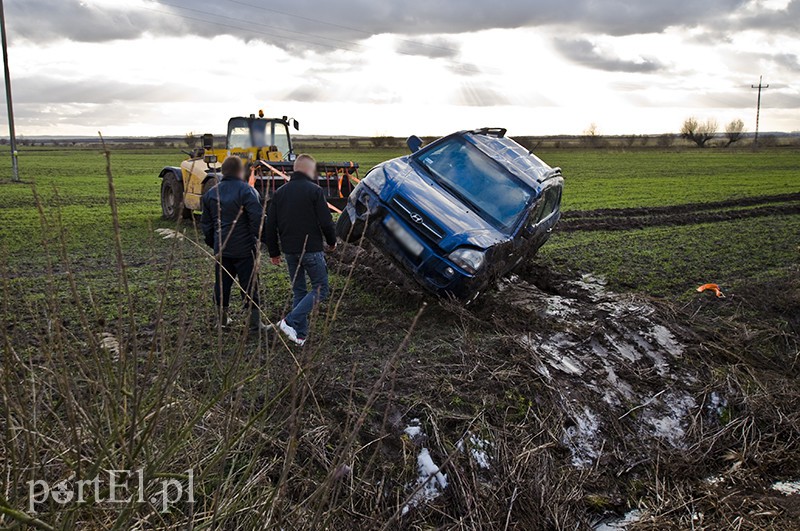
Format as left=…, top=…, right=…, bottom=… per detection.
left=404, top=425, right=422, bottom=438
left=457, top=434, right=492, bottom=469
left=155, top=227, right=185, bottom=240
left=606, top=333, right=642, bottom=363
left=522, top=333, right=586, bottom=376
left=402, top=448, right=448, bottom=515
left=708, top=392, right=728, bottom=419
left=562, top=407, right=602, bottom=468
left=544, top=295, right=578, bottom=318
left=593, top=509, right=642, bottom=530
left=497, top=274, right=520, bottom=292
left=98, top=333, right=120, bottom=360
left=644, top=392, right=696, bottom=447
left=573, top=274, right=609, bottom=301
left=403, top=419, right=423, bottom=440
left=772, top=480, right=800, bottom=495
left=646, top=325, right=685, bottom=357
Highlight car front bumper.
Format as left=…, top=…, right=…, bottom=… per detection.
left=343, top=186, right=487, bottom=300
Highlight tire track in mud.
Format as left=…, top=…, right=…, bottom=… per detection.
left=560, top=192, right=800, bottom=232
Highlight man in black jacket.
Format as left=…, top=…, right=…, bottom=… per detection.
left=200, top=156, right=267, bottom=332
left=265, top=154, right=336, bottom=346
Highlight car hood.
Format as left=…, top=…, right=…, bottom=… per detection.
left=385, top=159, right=509, bottom=252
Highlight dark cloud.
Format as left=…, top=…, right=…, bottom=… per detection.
left=770, top=53, right=800, bottom=71
left=729, top=0, right=800, bottom=33
left=395, top=37, right=459, bottom=59
left=8, top=0, right=751, bottom=48
left=285, top=85, right=329, bottom=103
left=13, top=76, right=189, bottom=104
left=8, top=1, right=183, bottom=43
left=554, top=38, right=664, bottom=73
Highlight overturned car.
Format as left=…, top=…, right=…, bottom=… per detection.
left=336, top=128, right=563, bottom=301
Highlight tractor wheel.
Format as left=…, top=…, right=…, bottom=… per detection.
left=161, top=174, right=188, bottom=220
left=198, top=177, right=219, bottom=214
left=201, top=177, right=217, bottom=198
left=336, top=210, right=366, bottom=244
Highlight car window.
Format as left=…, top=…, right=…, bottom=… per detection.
left=419, top=137, right=532, bottom=232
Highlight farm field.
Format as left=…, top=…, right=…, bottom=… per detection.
left=1, top=145, right=799, bottom=529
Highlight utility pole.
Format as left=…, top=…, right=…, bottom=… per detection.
left=751, top=75, right=769, bottom=148
left=0, top=0, right=17, bottom=182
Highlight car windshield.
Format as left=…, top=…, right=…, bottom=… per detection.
left=417, top=136, right=533, bottom=232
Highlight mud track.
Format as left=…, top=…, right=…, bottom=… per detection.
left=560, top=192, right=800, bottom=232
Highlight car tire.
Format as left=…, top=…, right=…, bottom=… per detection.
left=336, top=210, right=366, bottom=244
left=161, top=173, right=186, bottom=221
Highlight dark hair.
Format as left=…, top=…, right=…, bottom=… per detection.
left=220, top=156, right=244, bottom=177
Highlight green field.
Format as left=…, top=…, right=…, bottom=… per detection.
left=1, top=146, right=797, bottom=296
left=1, top=146, right=798, bottom=529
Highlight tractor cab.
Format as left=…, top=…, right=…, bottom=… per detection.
left=216, top=112, right=299, bottom=164
left=158, top=111, right=360, bottom=221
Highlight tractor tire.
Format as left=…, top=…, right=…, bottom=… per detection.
left=336, top=210, right=366, bottom=244
left=198, top=177, right=220, bottom=214
left=160, top=174, right=186, bottom=221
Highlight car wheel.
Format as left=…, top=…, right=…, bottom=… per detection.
left=161, top=174, right=185, bottom=221
left=336, top=210, right=366, bottom=244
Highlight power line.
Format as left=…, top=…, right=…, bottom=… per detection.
left=0, top=0, right=18, bottom=182
left=750, top=75, right=769, bottom=147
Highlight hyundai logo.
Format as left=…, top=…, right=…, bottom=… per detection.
left=409, top=212, right=424, bottom=224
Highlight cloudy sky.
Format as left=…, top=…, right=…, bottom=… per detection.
left=3, top=0, right=799, bottom=137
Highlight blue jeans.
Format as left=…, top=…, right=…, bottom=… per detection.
left=284, top=252, right=329, bottom=338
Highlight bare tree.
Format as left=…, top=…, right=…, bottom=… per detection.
left=724, top=118, right=745, bottom=147
left=582, top=123, right=603, bottom=148
left=681, top=117, right=718, bottom=148
left=185, top=132, right=198, bottom=149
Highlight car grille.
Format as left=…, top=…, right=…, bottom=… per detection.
left=391, top=197, right=445, bottom=244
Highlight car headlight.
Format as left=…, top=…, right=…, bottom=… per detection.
left=361, top=167, right=387, bottom=193
left=448, top=248, right=485, bottom=275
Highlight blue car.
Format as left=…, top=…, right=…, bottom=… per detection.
left=336, top=128, right=563, bottom=301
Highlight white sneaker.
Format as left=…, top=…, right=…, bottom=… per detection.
left=278, top=319, right=304, bottom=346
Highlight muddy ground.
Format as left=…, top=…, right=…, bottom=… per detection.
left=3, top=198, right=797, bottom=530
left=560, top=192, right=800, bottom=232
left=320, top=210, right=799, bottom=529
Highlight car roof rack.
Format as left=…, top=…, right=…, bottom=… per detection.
left=471, top=127, right=507, bottom=138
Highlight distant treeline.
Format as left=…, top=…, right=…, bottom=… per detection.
left=3, top=132, right=799, bottom=150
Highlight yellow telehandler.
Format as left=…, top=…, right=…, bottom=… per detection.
left=159, top=111, right=360, bottom=219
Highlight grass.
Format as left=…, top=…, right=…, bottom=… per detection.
left=540, top=214, right=800, bottom=297
left=536, top=148, right=800, bottom=211
left=0, top=145, right=798, bottom=529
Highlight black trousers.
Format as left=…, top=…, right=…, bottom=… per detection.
left=214, top=254, right=259, bottom=308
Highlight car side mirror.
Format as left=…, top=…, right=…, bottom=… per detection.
left=292, top=118, right=300, bottom=131
left=202, top=134, right=214, bottom=150
left=407, top=135, right=423, bottom=153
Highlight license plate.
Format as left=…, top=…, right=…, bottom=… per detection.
left=384, top=216, right=424, bottom=257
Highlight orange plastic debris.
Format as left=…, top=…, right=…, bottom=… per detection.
left=697, top=283, right=725, bottom=298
